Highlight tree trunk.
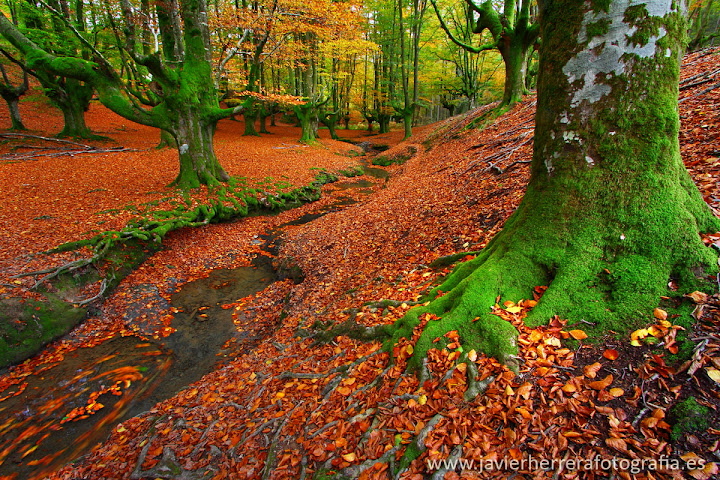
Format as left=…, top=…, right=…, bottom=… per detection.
left=389, top=0, right=720, bottom=370
left=258, top=105, right=270, bottom=134
left=325, top=120, right=338, bottom=140
left=321, top=111, right=340, bottom=140
left=500, top=36, right=530, bottom=106
left=401, top=110, right=412, bottom=140
left=243, top=110, right=259, bottom=136
left=377, top=113, right=391, bottom=133
left=364, top=114, right=374, bottom=132
left=170, top=111, right=229, bottom=189
left=51, top=80, right=94, bottom=138
left=295, top=104, right=319, bottom=144
left=57, top=99, right=91, bottom=138
left=4, top=96, right=25, bottom=130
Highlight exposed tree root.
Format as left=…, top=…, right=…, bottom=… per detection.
left=385, top=160, right=720, bottom=374
left=0, top=133, right=132, bottom=161
left=429, top=445, right=463, bottom=480
left=13, top=170, right=342, bottom=304
left=262, top=402, right=303, bottom=480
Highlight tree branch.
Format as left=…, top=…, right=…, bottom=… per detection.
left=430, top=0, right=497, bottom=54
left=36, top=0, right=117, bottom=75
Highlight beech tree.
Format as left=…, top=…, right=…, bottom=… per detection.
left=430, top=0, right=539, bottom=106
left=390, top=0, right=720, bottom=368
left=2, top=0, right=97, bottom=137
left=0, top=0, right=247, bottom=188
left=688, top=0, right=720, bottom=49
left=394, top=0, right=427, bottom=139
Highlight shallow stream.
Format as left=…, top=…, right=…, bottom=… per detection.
left=0, top=162, right=387, bottom=479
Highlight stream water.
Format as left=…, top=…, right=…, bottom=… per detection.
left=0, top=161, right=388, bottom=480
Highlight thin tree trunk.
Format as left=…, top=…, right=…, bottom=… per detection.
left=4, top=96, right=25, bottom=130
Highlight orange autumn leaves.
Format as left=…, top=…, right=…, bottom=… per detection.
left=0, top=47, right=715, bottom=480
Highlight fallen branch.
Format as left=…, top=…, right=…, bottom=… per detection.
left=680, top=80, right=720, bottom=103
left=461, top=136, right=533, bottom=175
left=2, top=146, right=135, bottom=161
left=0, top=132, right=94, bottom=148
left=486, top=158, right=532, bottom=175
left=262, top=402, right=303, bottom=480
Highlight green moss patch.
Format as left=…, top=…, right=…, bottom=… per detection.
left=669, top=397, right=710, bottom=441
left=0, top=296, right=86, bottom=368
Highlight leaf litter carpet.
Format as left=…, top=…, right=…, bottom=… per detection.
left=0, top=49, right=719, bottom=480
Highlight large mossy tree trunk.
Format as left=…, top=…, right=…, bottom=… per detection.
left=45, top=78, right=94, bottom=138
left=390, top=0, right=720, bottom=370
left=170, top=107, right=229, bottom=188
left=294, top=103, right=320, bottom=144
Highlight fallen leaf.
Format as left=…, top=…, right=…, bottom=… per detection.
left=606, top=437, right=627, bottom=452
left=603, top=349, right=619, bottom=361
left=689, top=462, right=718, bottom=480
left=686, top=291, right=708, bottom=304
left=569, top=329, right=587, bottom=340
left=583, top=362, right=602, bottom=379
left=705, top=367, right=720, bottom=384
left=587, top=374, right=613, bottom=390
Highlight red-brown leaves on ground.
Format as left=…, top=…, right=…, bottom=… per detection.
left=0, top=49, right=719, bottom=480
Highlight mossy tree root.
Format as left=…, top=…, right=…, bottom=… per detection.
left=386, top=170, right=720, bottom=371
left=18, top=173, right=337, bottom=298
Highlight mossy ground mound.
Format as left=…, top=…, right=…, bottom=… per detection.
left=0, top=296, right=85, bottom=367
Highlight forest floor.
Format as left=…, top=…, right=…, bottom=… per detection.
left=0, top=48, right=719, bottom=480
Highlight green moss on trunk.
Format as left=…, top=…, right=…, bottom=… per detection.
left=295, top=103, right=319, bottom=144
left=387, top=0, right=720, bottom=371
left=500, top=36, right=531, bottom=106
left=244, top=109, right=260, bottom=137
